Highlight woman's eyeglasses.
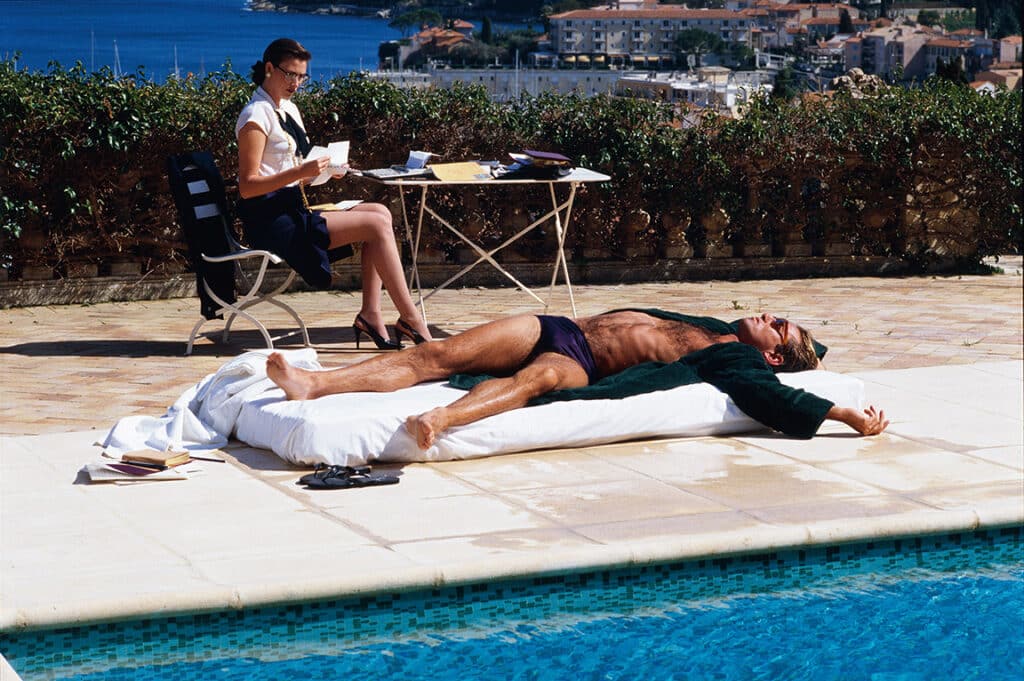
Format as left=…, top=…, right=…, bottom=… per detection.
left=274, top=64, right=309, bottom=84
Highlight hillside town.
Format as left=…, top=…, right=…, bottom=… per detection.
left=369, top=0, right=1022, bottom=117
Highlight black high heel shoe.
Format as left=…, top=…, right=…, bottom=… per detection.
left=395, top=318, right=429, bottom=345
left=353, top=314, right=402, bottom=350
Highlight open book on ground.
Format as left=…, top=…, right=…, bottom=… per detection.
left=80, top=461, right=196, bottom=483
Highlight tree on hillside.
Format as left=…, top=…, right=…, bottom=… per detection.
left=935, top=56, right=969, bottom=86
left=772, top=65, right=800, bottom=101
left=975, top=0, right=1021, bottom=38
left=942, top=10, right=977, bottom=32
left=991, top=2, right=1021, bottom=38
left=917, top=9, right=942, bottom=27
left=481, top=16, right=493, bottom=44
left=839, top=9, right=854, bottom=34
left=674, top=29, right=725, bottom=69
left=390, top=9, right=444, bottom=38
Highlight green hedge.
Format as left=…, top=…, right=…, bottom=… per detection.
left=0, top=58, right=1020, bottom=278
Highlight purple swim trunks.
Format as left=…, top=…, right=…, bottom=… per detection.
left=530, top=315, right=600, bottom=384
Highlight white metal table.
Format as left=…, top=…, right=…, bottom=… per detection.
left=367, top=167, right=610, bottom=321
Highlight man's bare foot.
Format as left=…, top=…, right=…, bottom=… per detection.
left=266, top=352, right=316, bottom=401
left=405, top=409, right=447, bottom=449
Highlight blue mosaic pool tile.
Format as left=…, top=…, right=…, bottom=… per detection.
left=1, top=527, right=1020, bottom=680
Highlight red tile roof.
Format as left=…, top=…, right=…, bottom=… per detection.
left=927, top=38, right=972, bottom=49
left=550, top=9, right=744, bottom=20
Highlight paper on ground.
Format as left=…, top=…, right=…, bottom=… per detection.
left=80, top=461, right=197, bottom=483
left=308, top=141, right=350, bottom=186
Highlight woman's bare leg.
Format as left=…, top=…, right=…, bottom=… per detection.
left=406, top=353, right=590, bottom=449
left=266, top=315, right=543, bottom=400
left=324, top=204, right=430, bottom=340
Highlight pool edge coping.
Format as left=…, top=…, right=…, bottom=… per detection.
left=4, top=510, right=1021, bottom=635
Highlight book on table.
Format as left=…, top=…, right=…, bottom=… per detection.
left=523, top=149, right=572, bottom=168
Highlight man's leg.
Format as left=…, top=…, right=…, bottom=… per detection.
left=266, top=314, right=543, bottom=400
left=405, top=353, right=590, bottom=449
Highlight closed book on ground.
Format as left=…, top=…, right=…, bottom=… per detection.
left=120, top=449, right=190, bottom=467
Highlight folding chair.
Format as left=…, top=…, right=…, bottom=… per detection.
left=167, top=151, right=310, bottom=355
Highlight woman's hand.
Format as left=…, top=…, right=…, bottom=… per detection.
left=298, top=156, right=331, bottom=181
left=826, top=405, right=890, bottom=436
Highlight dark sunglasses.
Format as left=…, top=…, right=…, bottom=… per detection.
left=770, top=318, right=789, bottom=345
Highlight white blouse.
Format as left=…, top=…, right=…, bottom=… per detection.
left=235, top=86, right=305, bottom=186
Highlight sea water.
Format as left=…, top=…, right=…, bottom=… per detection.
left=0, top=0, right=534, bottom=81
left=3, top=529, right=1022, bottom=680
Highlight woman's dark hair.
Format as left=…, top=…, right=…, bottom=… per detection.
left=251, top=38, right=312, bottom=86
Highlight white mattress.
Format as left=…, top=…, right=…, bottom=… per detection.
left=235, top=366, right=865, bottom=467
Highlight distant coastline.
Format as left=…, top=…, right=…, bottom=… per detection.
left=247, top=2, right=387, bottom=17
left=247, top=1, right=539, bottom=24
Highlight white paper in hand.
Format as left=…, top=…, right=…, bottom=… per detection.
left=308, top=141, right=350, bottom=186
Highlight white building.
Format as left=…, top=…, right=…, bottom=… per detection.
left=367, top=67, right=623, bottom=101
left=428, top=66, right=622, bottom=100
left=844, top=24, right=933, bottom=81
left=547, top=5, right=755, bottom=69
left=616, top=66, right=773, bottom=118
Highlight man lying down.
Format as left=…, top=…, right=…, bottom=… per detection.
left=267, top=309, right=888, bottom=450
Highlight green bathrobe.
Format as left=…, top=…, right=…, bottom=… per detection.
left=449, top=309, right=835, bottom=439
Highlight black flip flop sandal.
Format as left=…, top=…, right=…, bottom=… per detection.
left=297, top=464, right=370, bottom=486
left=299, top=465, right=399, bottom=489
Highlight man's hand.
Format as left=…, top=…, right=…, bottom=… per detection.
left=827, top=405, right=889, bottom=436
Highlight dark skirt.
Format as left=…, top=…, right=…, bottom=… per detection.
left=236, top=186, right=353, bottom=290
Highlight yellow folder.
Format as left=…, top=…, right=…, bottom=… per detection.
left=428, top=162, right=492, bottom=182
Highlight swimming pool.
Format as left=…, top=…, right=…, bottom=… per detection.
left=3, top=527, right=1021, bottom=680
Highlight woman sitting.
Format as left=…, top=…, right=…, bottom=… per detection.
left=235, top=37, right=431, bottom=349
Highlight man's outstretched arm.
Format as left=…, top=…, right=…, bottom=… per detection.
left=825, top=405, right=889, bottom=435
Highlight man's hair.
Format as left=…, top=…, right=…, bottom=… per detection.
left=251, top=38, right=312, bottom=86
left=774, top=325, right=820, bottom=373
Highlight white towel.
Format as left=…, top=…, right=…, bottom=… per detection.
left=100, top=348, right=320, bottom=456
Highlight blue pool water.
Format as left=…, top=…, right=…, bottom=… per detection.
left=3, top=528, right=1022, bottom=680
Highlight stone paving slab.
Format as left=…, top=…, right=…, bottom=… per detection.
left=0, top=272, right=1022, bottom=637
left=1, top=273, right=1021, bottom=436
left=0, top=360, right=1020, bottom=633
